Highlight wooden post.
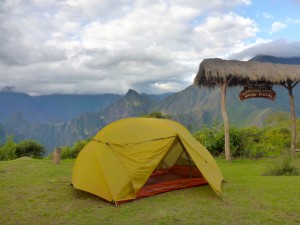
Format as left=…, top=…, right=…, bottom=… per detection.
left=220, top=83, right=231, bottom=161
left=287, top=82, right=296, bottom=158
left=282, top=81, right=298, bottom=158
left=52, top=147, right=62, bottom=164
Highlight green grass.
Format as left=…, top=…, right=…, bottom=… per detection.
left=1, top=157, right=300, bottom=225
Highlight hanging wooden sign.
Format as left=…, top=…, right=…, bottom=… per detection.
left=239, top=84, right=276, bottom=101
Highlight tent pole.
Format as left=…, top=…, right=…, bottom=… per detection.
left=220, top=82, right=231, bottom=161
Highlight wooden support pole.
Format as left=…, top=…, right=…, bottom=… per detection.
left=220, top=83, right=231, bottom=161
left=52, top=147, right=62, bottom=164
left=287, top=82, right=296, bottom=158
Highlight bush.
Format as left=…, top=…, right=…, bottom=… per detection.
left=227, top=128, right=245, bottom=158
left=194, top=125, right=246, bottom=157
left=262, top=128, right=290, bottom=156
left=193, top=125, right=292, bottom=159
left=248, top=143, right=266, bottom=158
left=238, top=127, right=262, bottom=158
left=15, top=140, right=45, bottom=158
left=60, top=139, right=89, bottom=159
left=263, top=158, right=300, bottom=176
left=60, top=146, right=74, bottom=159
left=193, top=124, right=221, bottom=156
left=245, top=127, right=290, bottom=158
left=141, top=111, right=171, bottom=119
left=0, top=136, right=17, bottom=161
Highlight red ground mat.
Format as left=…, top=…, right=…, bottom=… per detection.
left=137, top=165, right=208, bottom=198
left=137, top=177, right=208, bottom=198
left=116, top=165, right=208, bottom=204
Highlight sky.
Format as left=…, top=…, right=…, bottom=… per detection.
left=0, top=0, right=300, bottom=95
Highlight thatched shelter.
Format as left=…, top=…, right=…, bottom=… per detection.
left=194, top=58, right=300, bottom=160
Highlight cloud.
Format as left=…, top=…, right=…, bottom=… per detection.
left=270, top=22, right=287, bottom=33
left=262, top=12, right=274, bottom=19
left=0, top=0, right=290, bottom=95
left=229, top=39, right=300, bottom=60
left=286, top=18, right=300, bottom=24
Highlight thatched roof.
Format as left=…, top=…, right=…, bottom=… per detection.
left=194, top=58, right=300, bottom=88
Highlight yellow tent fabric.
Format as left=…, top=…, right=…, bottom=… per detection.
left=72, top=118, right=224, bottom=203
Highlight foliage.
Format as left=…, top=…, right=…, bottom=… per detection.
left=193, top=122, right=222, bottom=156
left=239, top=127, right=290, bottom=158
left=0, top=136, right=17, bottom=161
left=0, top=137, right=46, bottom=160
left=263, top=157, right=300, bottom=176
left=60, top=139, right=89, bottom=159
left=238, top=127, right=262, bottom=158
left=193, top=125, right=291, bottom=158
left=140, top=111, right=171, bottom=119
left=255, top=127, right=290, bottom=157
left=60, top=146, right=73, bottom=159
left=193, top=123, right=247, bottom=158
left=15, top=140, right=45, bottom=159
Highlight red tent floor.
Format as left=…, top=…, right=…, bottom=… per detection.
left=116, top=165, right=208, bottom=204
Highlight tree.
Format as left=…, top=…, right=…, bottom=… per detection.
left=141, top=111, right=171, bottom=119
left=15, top=140, right=45, bottom=158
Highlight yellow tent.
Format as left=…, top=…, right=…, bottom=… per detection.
left=72, top=118, right=223, bottom=204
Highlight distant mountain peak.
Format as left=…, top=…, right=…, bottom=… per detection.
left=250, top=55, right=300, bottom=65
left=1, top=86, right=15, bottom=92
left=125, top=89, right=139, bottom=97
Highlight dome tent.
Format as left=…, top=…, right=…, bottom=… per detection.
left=72, top=118, right=223, bottom=204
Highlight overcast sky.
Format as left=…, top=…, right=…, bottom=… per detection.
left=1, top=0, right=300, bottom=95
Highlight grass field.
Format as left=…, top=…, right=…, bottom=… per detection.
left=0, top=157, right=299, bottom=225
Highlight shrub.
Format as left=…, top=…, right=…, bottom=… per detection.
left=141, top=111, right=171, bottom=119
left=263, top=157, right=300, bottom=176
left=193, top=124, right=222, bottom=156
left=261, top=128, right=290, bottom=157
left=72, top=140, right=88, bottom=156
left=60, top=146, right=74, bottom=159
left=194, top=125, right=246, bottom=157
left=0, top=136, right=17, bottom=161
left=15, top=140, right=45, bottom=158
left=60, top=139, right=89, bottom=159
left=245, top=127, right=290, bottom=158
left=248, top=143, right=266, bottom=158
left=194, top=125, right=291, bottom=159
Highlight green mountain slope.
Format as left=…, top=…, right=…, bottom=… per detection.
left=0, top=91, right=121, bottom=123
left=102, top=89, right=158, bottom=124
left=153, top=85, right=300, bottom=130
left=1, top=55, right=299, bottom=153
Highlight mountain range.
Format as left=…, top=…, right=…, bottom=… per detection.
left=1, top=55, right=300, bottom=154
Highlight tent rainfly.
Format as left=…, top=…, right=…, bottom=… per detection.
left=194, top=58, right=300, bottom=160
left=72, top=118, right=224, bottom=204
